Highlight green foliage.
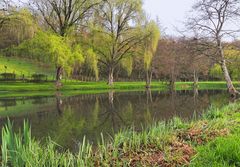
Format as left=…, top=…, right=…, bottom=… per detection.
left=86, top=48, right=99, bottom=80
left=121, top=56, right=133, bottom=76
left=210, top=47, right=240, bottom=81
left=15, top=31, right=84, bottom=76
left=225, top=48, right=240, bottom=80
left=210, top=64, right=224, bottom=80
left=143, top=21, right=160, bottom=70
left=89, top=0, right=146, bottom=83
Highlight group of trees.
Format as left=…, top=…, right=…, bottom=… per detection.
left=0, top=0, right=160, bottom=86
left=186, top=0, right=240, bottom=97
left=1, top=0, right=240, bottom=97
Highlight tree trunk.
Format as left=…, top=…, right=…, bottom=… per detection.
left=56, top=66, right=63, bottom=82
left=193, top=69, right=199, bottom=88
left=146, top=70, right=152, bottom=89
left=169, top=70, right=175, bottom=91
left=218, top=40, right=238, bottom=98
left=108, top=67, right=114, bottom=86
left=220, top=59, right=238, bottom=97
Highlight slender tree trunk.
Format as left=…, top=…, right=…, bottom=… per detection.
left=169, top=70, right=175, bottom=91
left=56, top=66, right=63, bottom=82
left=220, top=59, right=238, bottom=97
left=218, top=40, right=238, bottom=98
left=146, top=70, right=152, bottom=89
left=193, top=69, right=199, bottom=88
left=108, top=67, right=114, bottom=86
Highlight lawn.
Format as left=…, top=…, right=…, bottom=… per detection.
left=0, top=56, right=54, bottom=77
left=0, top=81, right=239, bottom=93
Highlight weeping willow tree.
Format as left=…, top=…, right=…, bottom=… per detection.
left=91, top=0, right=147, bottom=86
left=143, top=21, right=160, bottom=88
left=86, top=48, right=99, bottom=81
left=121, top=56, right=133, bottom=77
left=16, top=31, right=84, bottom=83
left=0, top=9, right=38, bottom=49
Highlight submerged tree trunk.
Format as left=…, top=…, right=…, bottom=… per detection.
left=108, top=67, right=114, bottom=86
left=218, top=40, right=238, bottom=98
left=146, top=70, right=153, bottom=89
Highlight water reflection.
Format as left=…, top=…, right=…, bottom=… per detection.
left=0, top=90, right=229, bottom=151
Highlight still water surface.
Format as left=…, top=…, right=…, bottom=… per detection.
left=0, top=90, right=229, bottom=151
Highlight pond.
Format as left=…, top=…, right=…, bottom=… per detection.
left=0, top=90, right=229, bottom=151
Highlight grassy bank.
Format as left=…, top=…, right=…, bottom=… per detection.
left=0, top=56, right=54, bottom=76
left=0, top=81, right=240, bottom=93
left=1, top=102, right=240, bottom=166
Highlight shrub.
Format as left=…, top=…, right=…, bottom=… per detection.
left=31, top=74, right=47, bottom=82
left=0, top=73, right=16, bottom=81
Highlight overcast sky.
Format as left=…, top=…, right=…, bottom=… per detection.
left=143, top=0, right=196, bottom=36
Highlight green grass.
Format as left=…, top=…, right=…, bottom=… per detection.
left=1, top=102, right=240, bottom=166
left=1, top=55, right=240, bottom=93
left=190, top=134, right=240, bottom=167
left=0, top=56, right=54, bottom=76
left=0, top=81, right=240, bottom=93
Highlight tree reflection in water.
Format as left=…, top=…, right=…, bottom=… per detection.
left=0, top=90, right=230, bottom=151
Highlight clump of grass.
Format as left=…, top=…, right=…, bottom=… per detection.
left=190, top=134, right=240, bottom=167
left=1, top=120, right=176, bottom=166
left=203, top=106, right=225, bottom=120
left=1, top=119, right=31, bottom=166
left=1, top=120, right=95, bottom=167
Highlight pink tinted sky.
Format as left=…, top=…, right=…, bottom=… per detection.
left=143, top=0, right=196, bottom=36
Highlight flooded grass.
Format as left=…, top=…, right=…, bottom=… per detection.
left=1, top=102, right=240, bottom=166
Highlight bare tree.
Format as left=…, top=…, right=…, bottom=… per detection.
left=30, top=0, right=100, bottom=36
left=187, top=0, right=240, bottom=97
left=0, top=0, right=12, bottom=28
